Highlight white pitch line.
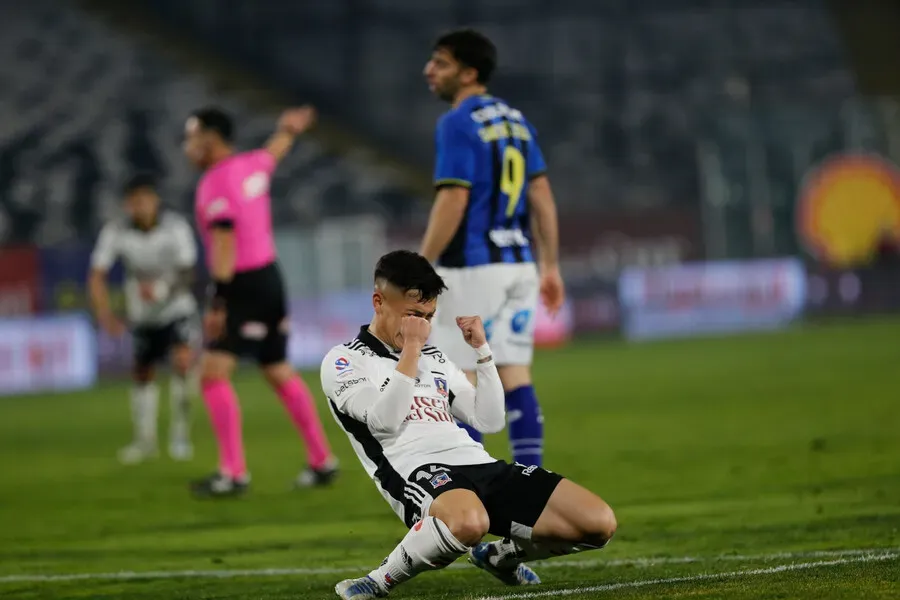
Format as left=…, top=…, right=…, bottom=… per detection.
left=473, top=552, right=898, bottom=600
left=0, top=546, right=896, bottom=584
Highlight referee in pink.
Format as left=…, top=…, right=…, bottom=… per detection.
left=184, top=106, right=337, bottom=497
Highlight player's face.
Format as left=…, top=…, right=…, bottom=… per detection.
left=374, top=285, right=437, bottom=350
left=424, top=48, right=471, bottom=103
left=183, top=117, right=211, bottom=169
left=125, top=188, right=160, bottom=228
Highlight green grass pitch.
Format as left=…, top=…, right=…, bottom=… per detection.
left=1, top=317, right=898, bottom=599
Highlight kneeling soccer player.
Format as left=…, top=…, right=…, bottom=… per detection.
left=320, top=250, right=616, bottom=599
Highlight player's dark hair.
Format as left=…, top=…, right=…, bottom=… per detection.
left=434, top=29, right=497, bottom=84
left=191, top=106, right=235, bottom=142
left=122, top=172, right=157, bottom=196
left=374, top=250, right=447, bottom=302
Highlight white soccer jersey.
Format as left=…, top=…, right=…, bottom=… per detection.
left=320, top=326, right=506, bottom=523
left=90, top=211, right=198, bottom=326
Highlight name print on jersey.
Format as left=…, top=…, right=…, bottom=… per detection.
left=405, top=396, right=453, bottom=424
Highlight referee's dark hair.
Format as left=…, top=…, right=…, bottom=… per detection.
left=434, top=29, right=497, bottom=84
left=374, top=250, right=448, bottom=302
left=190, top=106, right=235, bottom=142
left=122, top=172, right=158, bottom=197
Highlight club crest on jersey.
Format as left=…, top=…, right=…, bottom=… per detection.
left=430, top=472, right=452, bottom=489
left=334, top=356, right=354, bottom=378
left=434, top=377, right=448, bottom=397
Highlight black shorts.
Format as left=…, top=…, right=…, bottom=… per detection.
left=207, top=262, right=289, bottom=366
left=404, top=460, right=564, bottom=538
left=132, top=315, right=199, bottom=368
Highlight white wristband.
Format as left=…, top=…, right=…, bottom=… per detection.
left=475, top=343, right=492, bottom=360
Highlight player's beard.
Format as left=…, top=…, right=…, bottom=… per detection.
left=437, top=80, right=461, bottom=103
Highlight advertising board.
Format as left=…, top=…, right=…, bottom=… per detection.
left=619, top=259, right=807, bottom=341
left=0, top=313, right=98, bottom=396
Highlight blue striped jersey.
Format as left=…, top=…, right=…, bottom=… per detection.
left=433, top=94, right=547, bottom=268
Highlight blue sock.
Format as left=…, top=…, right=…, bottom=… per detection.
left=457, top=420, right=483, bottom=444
left=506, top=385, right=543, bottom=467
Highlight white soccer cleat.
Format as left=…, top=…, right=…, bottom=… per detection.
left=117, top=442, right=158, bottom=465
left=168, top=439, right=194, bottom=461
left=469, top=542, right=541, bottom=586
left=335, top=576, right=388, bottom=599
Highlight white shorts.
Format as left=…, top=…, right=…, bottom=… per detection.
left=432, top=263, right=539, bottom=370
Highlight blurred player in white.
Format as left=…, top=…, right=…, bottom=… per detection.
left=321, top=251, right=615, bottom=600
left=89, top=173, right=200, bottom=464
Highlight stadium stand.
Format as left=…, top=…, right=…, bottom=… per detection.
left=0, top=0, right=419, bottom=245
left=138, top=0, right=856, bottom=210
left=0, top=0, right=859, bottom=245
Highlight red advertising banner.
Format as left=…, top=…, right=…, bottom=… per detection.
left=0, top=246, right=40, bottom=317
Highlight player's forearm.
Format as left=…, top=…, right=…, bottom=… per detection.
left=209, top=232, right=236, bottom=283
left=264, top=130, right=296, bottom=163
left=528, top=177, right=560, bottom=268
left=88, top=271, right=112, bottom=318
left=420, top=190, right=468, bottom=263
left=366, top=346, right=421, bottom=432
left=469, top=347, right=506, bottom=433
left=366, top=373, right=416, bottom=433
left=452, top=346, right=505, bottom=434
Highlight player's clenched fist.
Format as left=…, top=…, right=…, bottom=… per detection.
left=400, top=316, right=431, bottom=349
left=456, top=316, right=487, bottom=348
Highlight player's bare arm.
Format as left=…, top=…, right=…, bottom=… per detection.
left=528, top=175, right=565, bottom=315
left=88, top=225, right=125, bottom=336
left=205, top=226, right=236, bottom=340
left=88, top=267, right=124, bottom=337
left=264, top=106, right=316, bottom=163
left=420, top=186, right=469, bottom=263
